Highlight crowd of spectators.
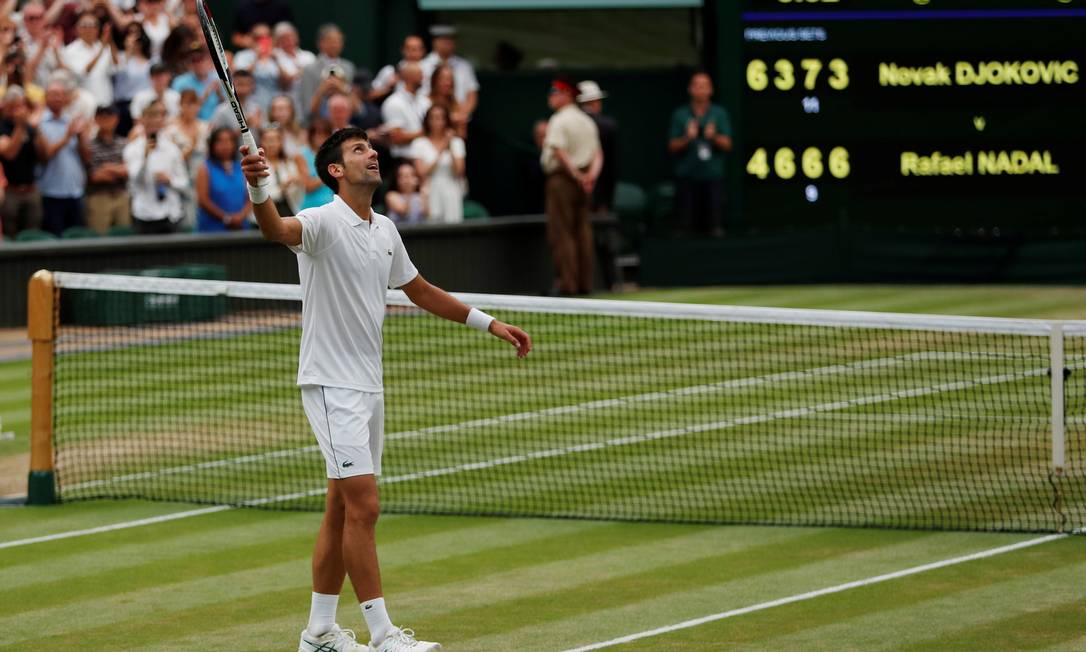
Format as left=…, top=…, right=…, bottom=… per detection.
left=0, top=0, right=480, bottom=240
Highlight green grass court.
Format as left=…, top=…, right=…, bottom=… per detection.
left=2, top=285, right=1085, bottom=650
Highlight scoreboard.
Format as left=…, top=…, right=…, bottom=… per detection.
left=737, top=0, right=1086, bottom=229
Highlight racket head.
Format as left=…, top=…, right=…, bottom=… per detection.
left=196, top=0, right=249, bottom=133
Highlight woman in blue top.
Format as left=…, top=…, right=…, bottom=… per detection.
left=195, top=128, right=250, bottom=232
left=298, top=118, right=335, bottom=210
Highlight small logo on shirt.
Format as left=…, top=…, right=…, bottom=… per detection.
left=342, top=460, right=354, bottom=468
left=387, top=249, right=392, bottom=256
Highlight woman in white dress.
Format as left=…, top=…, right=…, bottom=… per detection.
left=410, top=104, right=465, bottom=224
left=258, top=123, right=306, bottom=217
left=136, top=0, right=173, bottom=61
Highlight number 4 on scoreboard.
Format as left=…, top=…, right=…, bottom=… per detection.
left=747, top=147, right=851, bottom=180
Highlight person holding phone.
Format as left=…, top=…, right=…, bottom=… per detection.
left=299, top=24, right=355, bottom=125
left=123, top=99, right=188, bottom=234
left=233, top=22, right=289, bottom=113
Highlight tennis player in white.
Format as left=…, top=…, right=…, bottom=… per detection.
left=241, top=127, right=532, bottom=652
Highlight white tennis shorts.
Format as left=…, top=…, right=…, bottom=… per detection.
left=300, top=385, right=385, bottom=479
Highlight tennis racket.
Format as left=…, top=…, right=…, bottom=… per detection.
left=196, top=0, right=268, bottom=188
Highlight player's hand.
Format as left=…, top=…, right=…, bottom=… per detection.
left=239, top=144, right=270, bottom=185
left=685, top=119, right=698, bottom=140
left=490, top=321, right=532, bottom=358
left=704, top=122, right=717, bottom=139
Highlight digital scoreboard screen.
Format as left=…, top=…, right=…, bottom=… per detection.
left=739, top=1, right=1086, bottom=229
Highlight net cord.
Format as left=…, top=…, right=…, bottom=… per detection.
left=49, top=271, right=1077, bottom=336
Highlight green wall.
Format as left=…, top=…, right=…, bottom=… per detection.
left=468, top=69, right=691, bottom=215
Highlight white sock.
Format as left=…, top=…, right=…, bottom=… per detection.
left=307, top=592, right=339, bottom=637
left=360, top=597, right=394, bottom=644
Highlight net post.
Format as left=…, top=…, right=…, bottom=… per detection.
left=27, top=270, right=57, bottom=505
left=1050, top=322, right=1066, bottom=474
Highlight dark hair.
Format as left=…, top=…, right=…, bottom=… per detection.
left=207, top=126, right=239, bottom=162
left=392, top=161, right=417, bottom=194
left=125, top=23, right=152, bottom=59
left=233, top=69, right=253, bottom=80
left=307, top=116, right=332, bottom=141
left=150, top=62, right=170, bottom=77
left=315, top=127, right=369, bottom=193
left=422, top=103, right=449, bottom=137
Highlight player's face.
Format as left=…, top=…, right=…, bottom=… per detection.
left=337, top=137, right=380, bottom=188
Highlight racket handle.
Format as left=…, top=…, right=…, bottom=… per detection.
left=240, top=129, right=269, bottom=188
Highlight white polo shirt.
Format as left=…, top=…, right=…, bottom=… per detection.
left=290, top=196, right=419, bottom=392
left=381, top=88, right=431, bottom=159
left=420, top=53, right=479, bottom=104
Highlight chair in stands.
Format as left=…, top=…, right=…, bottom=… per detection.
left=612, top=181, right=647, bottom=252
left=61, top=226, right=100, bottom=239
left=15, top=229, right=58, bottom=242
left=647, top=181, right=676, bottom=237
left=462, top=199, right=489, bottom=220
left=107, top=225, right=136, bottom=237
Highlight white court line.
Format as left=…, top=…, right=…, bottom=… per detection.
left=8, top=360, right=1056, bottom=549
left=0, top=488, right=336, bottom=550
left=560, top=531, right=1076, bottom=651
left=0, top=505, right=231, bottom=550
left=64, top=351, right=956, bottom=492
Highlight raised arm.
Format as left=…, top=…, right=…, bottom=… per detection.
left=400, top=274, right=532, bottom=358
left=240, top=143, right=302, bottom=245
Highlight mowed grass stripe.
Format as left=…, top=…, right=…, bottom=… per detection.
left=898, top=597, right=1086, bottom=651
left=0, top=359, right=29, bottom=383
left=592, top=536, right=1083, bottom=652
left=144, top=525, right=824, bottom=651
left=3, top=516, right=602, bottom=613
left=455, top=530, right=1040, bottom=651
left=731, top=542, right=1086, bottom=652
left=0, top=500, right=218, bottom=541
left=0, top=516, right=620, bottom=643
left=0, top=521, right=801, bottom=648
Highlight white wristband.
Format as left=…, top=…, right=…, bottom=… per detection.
left=247, top=184, right=269, bottom=205
left=466, top=308, right=494, bottom=333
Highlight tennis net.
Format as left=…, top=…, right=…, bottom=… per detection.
left=38, top=271, right=1085, bottom=533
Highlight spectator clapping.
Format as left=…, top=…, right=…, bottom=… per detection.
left=411, top=104, right=465, bottom=224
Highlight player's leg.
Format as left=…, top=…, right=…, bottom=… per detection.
left=298, top=387, right=369, bottom=652
left=299, top=484, right=368, bottom=651
left=313, top=482, right=348, bottom=596
left=337, top=473, right=384, bottom=601
left=346, top=393, right=441, bottom=652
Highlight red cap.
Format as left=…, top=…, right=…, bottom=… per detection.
left=550, top=79, right=575, bottom=95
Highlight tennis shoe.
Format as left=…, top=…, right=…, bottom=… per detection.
left=299, top=624, right=371, bottom=652
left=371, top=627, right=441, bottom=651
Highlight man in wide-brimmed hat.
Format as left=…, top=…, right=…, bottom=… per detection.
left=577, top=80, right=618, bottom=212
